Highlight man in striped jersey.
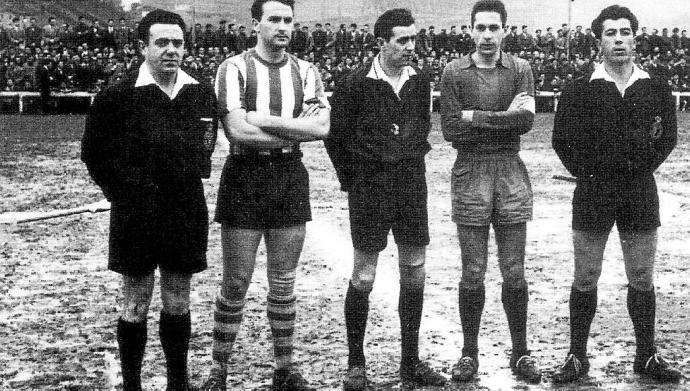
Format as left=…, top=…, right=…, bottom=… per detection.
left=200, top=1, right=329, bottom=390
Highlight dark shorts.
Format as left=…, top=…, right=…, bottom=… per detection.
left=451, top=152, right=533, bottom=226
left=108, top=181, right=209, bottom=277
left=572, top=175, right=660, bottom=232
left=348, top=159, right=429, bottom=253
left=215, top=155, right=311, bottom=229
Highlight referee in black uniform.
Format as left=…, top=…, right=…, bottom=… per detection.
left=81, top=10, right=218, bottom=390
left=326, top=8, right=446, bottom=391
left=552, top=5, right=681, bottom=384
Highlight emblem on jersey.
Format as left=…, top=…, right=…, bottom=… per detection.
left=650, top=115, right=663, bottom=139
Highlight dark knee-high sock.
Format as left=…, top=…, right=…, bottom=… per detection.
left=569, top=287, right=597, bottom=360
left=399, top=286, right=424, bottom=368
left=502, top=282, right=529, bottom=357
left=159, top=311, right=191, bottom=388
left=117, top=318, right=147, bottom=391
left=627, top=286, right=656, bottom=358
left=345, top=282, right=371, bottom=368
left=458, top=283, right=485, bottom=359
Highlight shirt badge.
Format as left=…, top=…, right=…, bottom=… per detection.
left=650, top=116, right=663, bottom=139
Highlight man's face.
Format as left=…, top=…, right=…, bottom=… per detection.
left=472, top=11, right=503, bottom=57
left=599, top=18, right=634, bottom=66
left=141, top=23, right=185, bottom=76
left=380, top=24, right=416, bottom=70
left=254, top=1, right=293, bottom=51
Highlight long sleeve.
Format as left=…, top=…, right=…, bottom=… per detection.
left=552, top=83, right=594, bottom=178
left=441, top=59, right=534, bottom=144
left=324, top=75, right=355, bottom=191
left=81, top=87, right=153, bottom=203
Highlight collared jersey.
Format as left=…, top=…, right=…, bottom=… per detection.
left=326, top=61, right=431, bottom=191
left=553, top=68, right=676, bottom=181
left=440, top=52, right=535, bottom=154
left=367, top=54, right=417, bottom=97
left=215, top=48, right=328, bottom=120
left=589, top=62, right=650, bottom=97
left=134, top=62, right=198, bottom=100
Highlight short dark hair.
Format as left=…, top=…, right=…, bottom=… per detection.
left=374, top=8, right=415, bottom=41
left=471, top=0, right=507, bottom=27
left=138, top=9, right=186, bottom=43
left=591, top=5, right=638, bottom=40
left=251, top=0, right=294, bottom=21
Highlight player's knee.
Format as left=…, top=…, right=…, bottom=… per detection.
left=628, top=267, right=654, bottom=291
left=351, top=270, right=376, bottom=292
left=223, top=276, right=251, bottom=301
left=121, top=300, right=150, bottom=323
left=573, top=271, right=599, bottom=291
left=461, top=261, right=486, bottom=288
left=162, top=292, right=190, bottom=315
left=400, top=264, right=426, bottom=290
left=502, top=264, right=526, bottom=289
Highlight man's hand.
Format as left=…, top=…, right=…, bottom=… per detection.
left=299, top=102, right=322, bottom=118
left=507, top=92, right=536, bottom=113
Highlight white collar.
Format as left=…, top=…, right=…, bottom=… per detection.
left=135, top=62, right=198, bottom=99
left=590, top=62, right=650, bottom=95
left=366, top=54, right=417, bottom=96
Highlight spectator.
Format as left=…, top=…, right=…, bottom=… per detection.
left=114, top=17, right=130, bottom=49
left=25, top=17, right=42, bottom=48
left=42, top=17, right=59, bottom=46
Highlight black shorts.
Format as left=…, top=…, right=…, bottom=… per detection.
left=348, top=159, right=429, bottom=253
left=572, top=175, right=660, bottom=233
left=215, top=155, right=311, bottom=229
left=108, top=181, right=209, bottom=277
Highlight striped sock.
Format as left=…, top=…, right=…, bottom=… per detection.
left=211, top=293, right=244, bottom=373
left=267, top=267, right=297, bottom=369
left=267, top=293, right=297, bottom=369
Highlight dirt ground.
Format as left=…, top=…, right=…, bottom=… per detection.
left=1, top=114, right=689, bottom=390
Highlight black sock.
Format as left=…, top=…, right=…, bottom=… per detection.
left=117, top=318, right=147, bottom=391
left=159, top=311, right=191, bottom=389
left=569, top=287, right=597, bottom=360
left=399, top=286, right=424, bottom=368
left=502, top=282, right=529, bottom=358
left=345, top=282, right=370, bottom=368
left=458, top=283, right=485, bottom=359
left=627, top=286, right=656, bottom=359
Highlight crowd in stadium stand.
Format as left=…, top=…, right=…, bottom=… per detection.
left=1, top=15, right=690, bottom=108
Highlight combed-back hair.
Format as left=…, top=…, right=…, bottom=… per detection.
left=591, top=5, right=638, bottom=39
left=138, top=9, right=185, bottom=43
left=471, top=0, right=507, bottom=27
left=374, top=8, right=415, bottom=41
left=251, top=0, right=295, bottom=21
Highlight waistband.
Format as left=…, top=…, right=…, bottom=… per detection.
left=455, top=150, right=520, bottom=161
left=229, top=144, right=301, bottom=159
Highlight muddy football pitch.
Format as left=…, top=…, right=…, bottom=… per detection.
left=1, top=113, right=689, bottom=390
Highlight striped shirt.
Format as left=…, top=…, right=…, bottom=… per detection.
left=215, top=48, right=328, bottom=120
